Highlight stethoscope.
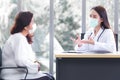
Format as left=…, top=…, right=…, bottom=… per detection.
left=89, top=28, right=105, bottom=41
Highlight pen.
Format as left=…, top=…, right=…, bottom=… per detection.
left=88, top=33, right=92, bottom=39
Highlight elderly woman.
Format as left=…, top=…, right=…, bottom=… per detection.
left=1, top=11, right=54, bottom=80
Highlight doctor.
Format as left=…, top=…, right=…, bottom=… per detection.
left=72, top=6, right=116, bottom=53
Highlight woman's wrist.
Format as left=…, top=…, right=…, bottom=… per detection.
left=38, top=64, right=40, bottom=71
left=78, top=44, right=82, bottom=47
left=34, top=61, right=40, bottom=71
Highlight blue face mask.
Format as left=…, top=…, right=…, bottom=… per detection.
left=89, top=18, right=98, bottom=28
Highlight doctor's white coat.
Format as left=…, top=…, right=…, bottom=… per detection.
left=75, top=28, right=116, bottom=53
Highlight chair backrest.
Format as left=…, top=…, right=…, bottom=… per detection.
left=0, top=47, right=28, bottom=79
left=0, top=47, right=2, bottom=67
left=0, top=47, right=2, bottom=78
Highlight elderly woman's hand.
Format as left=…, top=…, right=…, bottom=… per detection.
left=34, top=61, right=41, bottom=71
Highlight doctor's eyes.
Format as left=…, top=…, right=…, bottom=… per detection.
left=90, top=14, right=97, bottom=18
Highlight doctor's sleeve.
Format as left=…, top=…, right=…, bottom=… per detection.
left=93, top=30, right=116, bottom=52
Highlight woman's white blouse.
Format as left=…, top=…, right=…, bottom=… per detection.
left=1, top=33, right=46, bottom=79
left=75, top=28, right=116, bottom=53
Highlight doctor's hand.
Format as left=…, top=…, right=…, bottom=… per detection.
left=71, top=34, right=83, bottom=47
left=81, top=37, right=95, bottom=45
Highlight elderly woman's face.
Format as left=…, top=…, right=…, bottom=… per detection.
left=24, top=17, right=34, bottom=34
left=28, top=17, right=34, bottom=30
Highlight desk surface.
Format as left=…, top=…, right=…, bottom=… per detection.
left=56, top=53, right=120, bottom=80
left=55, top=52, right=120, bottom=58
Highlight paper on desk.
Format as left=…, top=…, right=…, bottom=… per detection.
left=62, top=50, right=112, bottom=54
left=62, top=50, right=89, bottom=53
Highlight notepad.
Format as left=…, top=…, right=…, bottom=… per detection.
left=62, top=50, right=88, bottom=53
left=88, top=50, right=111, bottom=53
left=62, top=50, right=111, bottom=54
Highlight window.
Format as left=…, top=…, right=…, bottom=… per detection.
left=118, top=0, right=120, bottom=50
left=54, top=0, right=82, bottom=51
left=21, top=0, right=50, bottom=71
left=0, top=0, right=18, bottom=47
